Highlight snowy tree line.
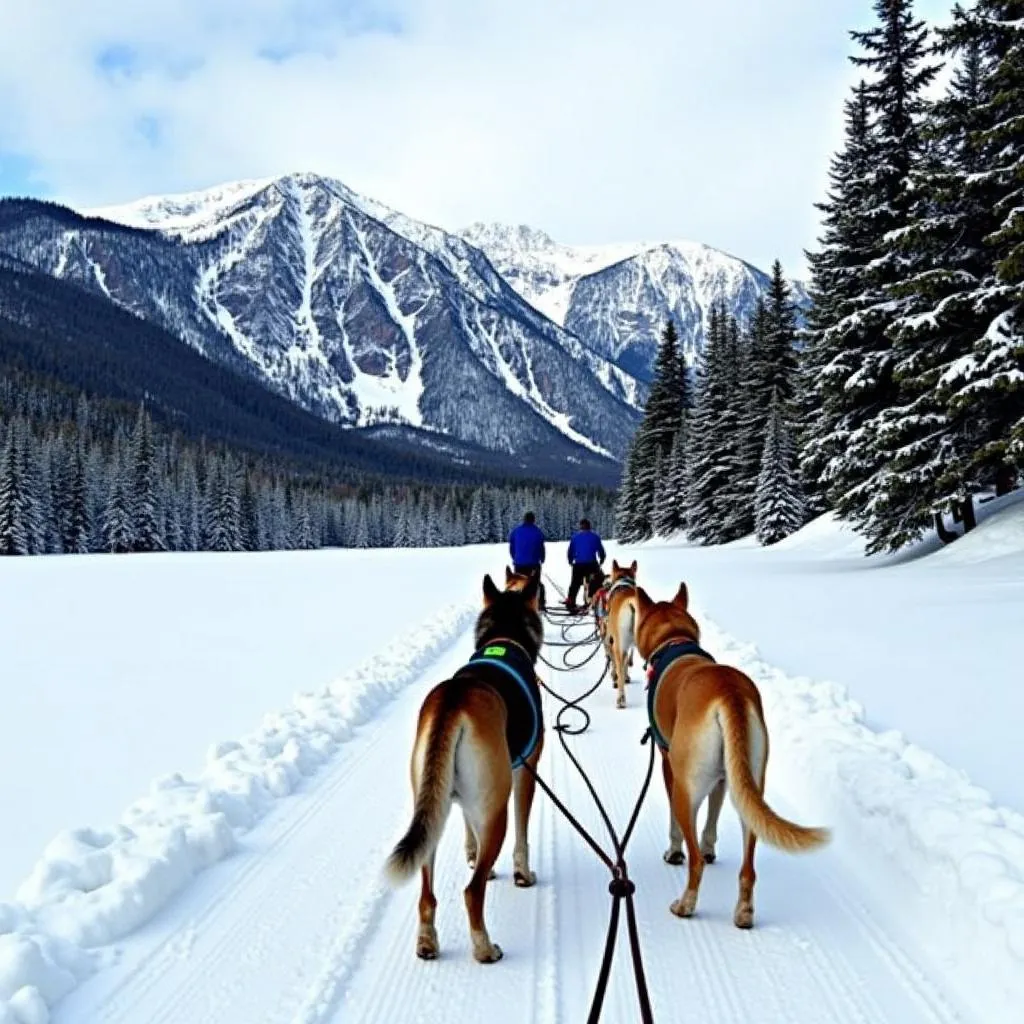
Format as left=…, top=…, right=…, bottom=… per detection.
left=0, top=380, right=615, bottom=557
left=618, top=0, right=1023, bottom=553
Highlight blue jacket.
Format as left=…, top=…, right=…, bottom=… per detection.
left=567, top=529, right=605, bottom=565
left=509, top=522, right=546, bottom=565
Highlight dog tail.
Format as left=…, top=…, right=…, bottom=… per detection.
left=384, top=709, right=462, bottom=886
left=719, top=698, right=830, bottom=853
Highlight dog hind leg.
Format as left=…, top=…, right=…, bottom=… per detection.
left=416, top=851, right=439, bottom=959
left=661, top=755, right=684, bottom=865
left=512, top=734, right=543, bottom=887
left=700, top=777, right=727, bottom=864
left=464, top=808, right=508, bottom=963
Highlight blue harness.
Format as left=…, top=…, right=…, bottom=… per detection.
left=457, top=642, right=542, bottom=768
left=645, top=640, right=716, bottom=751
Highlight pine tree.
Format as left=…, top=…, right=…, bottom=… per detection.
left=102, top=454, right=135, bottom=554
left=841, top=38, right=996, bottom=550
left=0, top=423, right=28, bottom=556
left=130, top=406, right=163, bottom=552
left=392, top=496, right=411, bottom=547
left=755, top=391, right=806, bottom=545
left=467, top=490, right=488, bottom=544
left=355, top=504, right=371, bottom=548
left=799, top=81, right=877, bottom=515
left=828, top=0, right=939, bottom=523
left=652, top=415, right=690, bottom=537
left=688, top=305, right=743, bottom=543
left=937, top=1, right=1024, bottom=495
left=801, top=2, right=939, bottom=536
left=65, top=443, right=91, bottom=554
left=644, top=319, right=685, bottom=461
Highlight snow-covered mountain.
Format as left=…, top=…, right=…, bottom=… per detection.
left=0, top=174, right=642, bottom=461
left=461, top=222, right=809, bottom=382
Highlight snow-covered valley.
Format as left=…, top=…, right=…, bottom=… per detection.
left=1, top=504, right=1021, bottom=1022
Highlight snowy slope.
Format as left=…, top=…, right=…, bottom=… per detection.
left=462, top=222, right=811, bottom=381
left=0, top=179, right=641, bottom=460
left=2, top=524, right=1023, bottom=1021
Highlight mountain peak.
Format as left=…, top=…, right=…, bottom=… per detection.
left=462, top=222, right=557, bottom=253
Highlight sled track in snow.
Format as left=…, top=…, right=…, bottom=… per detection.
left=56, top=614, right=969, bottom=1023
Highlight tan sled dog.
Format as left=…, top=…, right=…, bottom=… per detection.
left=504, top=565, right=532, bottom=592
left=634, top=582, right=830, bottom=928
left=602, top=560, right=638, bottom=709
left=384, top=574, right=545, bottom=963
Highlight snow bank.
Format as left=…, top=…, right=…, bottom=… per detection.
left=0, top=601, right=474, bottom=1022
left=699, top=612, right=1024, bottom=1022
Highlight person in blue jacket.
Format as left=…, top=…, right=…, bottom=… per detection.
left=508, top=511, right=547, bottom=608
left=565, top=518, right=606, bottom=612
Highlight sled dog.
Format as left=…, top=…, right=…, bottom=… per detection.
left=504, top=565, right=532, bottom=592
left=384, top=574, right=545, bottom=963
left=602, top=560, right=638, bottom=709
left=634, top=582, right=830, bottom=928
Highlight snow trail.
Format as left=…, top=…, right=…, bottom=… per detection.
left=38, top=600, right=985, bottom=1023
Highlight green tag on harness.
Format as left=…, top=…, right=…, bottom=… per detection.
left=483, top=645, right=507, bottom=657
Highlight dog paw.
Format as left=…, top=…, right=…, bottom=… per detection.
left=513, top=869, right=536, bottom=888
left=473, top=942, right=503, bottom=964
left=670, top=894, right=697, bottom=918
left=701, top=851, right=716, bottom=865
left=733, top=904, right=754, bottom=929
left=616, top=697, right=626, bottom=709
left=416, top=928, right=439, bottom=960
left=663, top=849, right=685, bottom=866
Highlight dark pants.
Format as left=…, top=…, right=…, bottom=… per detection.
left=513, top=563, right=546, bottom=609
left=567, top=562, right=601, bottom=608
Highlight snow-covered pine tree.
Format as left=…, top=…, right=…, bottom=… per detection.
left=799, top=81, right=877, bottom=517
left=644, top=319, right=685, bottom=461
left=354, top=504, right=371, bottom=549
left=755, top=390, right=806, bottom=545
left=206, top=456, right=243, bottom=552
left=844, top=37, right=997, bottom=550
left=0, top=422, right=28, bottom=556
left=102, top=448, right=135, bottom=554
left=65, top=442, right=91, bottom=554
left=614, top=438, right=641, bottom=542
left=937, top=2, right=1024, bottom=495
left=652, top=414, right=690, bottom=537
left=16, top=422, right=47, bottom=554
left=179, top=456, right=201, bottom=551
left=467, top=490, right=487, bottom=544
left=130, top=406, right=164, bottom=553
left=688, top=305, right=743, bottom=544
left=823, top=0, right=939, bottom=529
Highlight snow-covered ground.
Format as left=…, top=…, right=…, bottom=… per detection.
left=1, top=501, right=1021, bottom=1022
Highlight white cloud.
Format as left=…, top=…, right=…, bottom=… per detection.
left=0, top=0, right=957, bottom=277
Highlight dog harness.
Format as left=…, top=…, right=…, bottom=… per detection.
left=455, top=642, right=542, bottom=768
left=645, top=640, right=716, bottom=751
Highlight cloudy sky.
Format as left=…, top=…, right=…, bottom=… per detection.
left=0, top=0, right=952, bottom=276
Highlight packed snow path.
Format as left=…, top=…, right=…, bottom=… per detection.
left=55, top=613, right=967, bottom=1023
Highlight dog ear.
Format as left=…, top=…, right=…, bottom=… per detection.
left=629, top=560, right=638, bottom=575
left=674, top=582, right=689, bottom=609
left=483, top=574, right=501, bottom=606
left=505, top=565, right=514, bottom=583
left=635, top=586, right=653, bottom=615
left=612, top=559, right=620, bottom=572
left=522, top=573, right=540, bottom=609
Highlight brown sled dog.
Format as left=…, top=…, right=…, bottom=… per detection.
left=634, top=582, right=830, bottom=928
left=602, top=560, right=638, bottom=709
left=384, top=574, right=545, bottom=963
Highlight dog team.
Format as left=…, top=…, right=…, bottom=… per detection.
left=384, top=513, right=831, bottom=965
